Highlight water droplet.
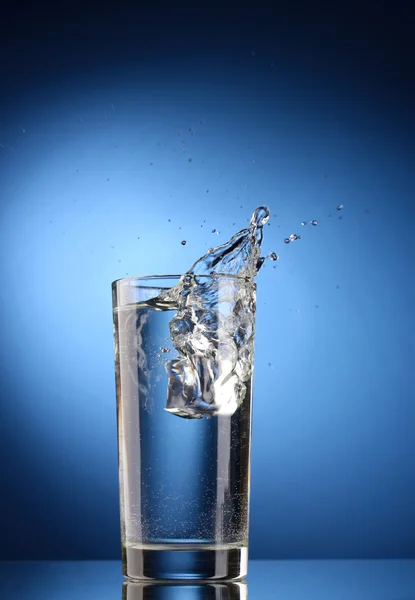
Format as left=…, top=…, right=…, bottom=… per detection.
left=251, top=206, right=270, bottom=227
left=107, top=177, right=110, bottom=181
left=338, top=215, right=343, bottom=220
left=188, top=157, right=192, bottom=162
left=110, top=245, right=115, bottom=249
left=212, top=229, right=216, bottom=233
left=297, top=235, right=302, bottom=239
left=268, top=362, right=272, bottom=367
left=206, top=189, right=209, bottom=193
left=315, top=305, right=319, bottom=308
left=336, top=285, right=340, bottom=289
left=118, top=259, right=121, bottom=262
left=310, top=220, right=318, bottom=226
left=181, top=240, right=187, bottom=245
left=336, top=204, right=344, bottom=210
left=289, top=234, right=297, bottom=241
left=284, top=238, right=290, bottom=244
left=160, top=347, right=171, bottom=353
left=301, top=221, right=307, bottom=226
left=269, top=252, right=279, bottom=261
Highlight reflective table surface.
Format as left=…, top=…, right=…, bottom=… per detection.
left=0, top=560, right=414, bottom=599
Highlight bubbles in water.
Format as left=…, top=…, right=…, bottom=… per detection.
left=336, top=204, right=344, bottom=210
left=310, top=220, right=318, bottom=226
left=181, top=240, right=187, bottom=246
left=212, top=229, right=216, bottom=233
left=269, top=252, right=279, bottom=261
left=289, top=234, right=299, bottom=241
left=284, top=238, right=290, bottom=244
left=301, top=221, right=307, bottom=226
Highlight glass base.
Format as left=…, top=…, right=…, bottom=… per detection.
left=122, top=545, right=248, bottom=581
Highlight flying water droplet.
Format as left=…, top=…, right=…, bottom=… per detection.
left=251, top=206, right=270, bottom=227
left=310, top=220, right=318, bottom=226
left=269, top=252, right=279, bottom=261
left=301, top=221, right=307, bottom=226
left=336, top=204, right=344, bottom=210
left=181, top=240, right=187, bottom=246
left=284, top=238, right=290, bottom=244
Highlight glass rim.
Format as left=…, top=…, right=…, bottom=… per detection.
left=111, top=273, right=256, bottom=287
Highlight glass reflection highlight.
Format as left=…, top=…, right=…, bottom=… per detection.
left=122, top=580, right=247, bottom=600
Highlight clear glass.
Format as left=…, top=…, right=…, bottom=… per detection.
left=112, top=275, right=256, bottom=580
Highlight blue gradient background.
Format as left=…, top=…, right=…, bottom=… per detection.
left=0, top=2, right=414, bottom=560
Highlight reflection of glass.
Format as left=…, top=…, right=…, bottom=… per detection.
left=122, top=580, right=248, bottom=600
left=113, top=275, right=255, bottom=580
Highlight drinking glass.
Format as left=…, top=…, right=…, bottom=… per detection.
left=112, top=275, right=256, bottom=580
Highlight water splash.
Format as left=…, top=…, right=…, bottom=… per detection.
left=152, top=207, right=270, bottom=419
